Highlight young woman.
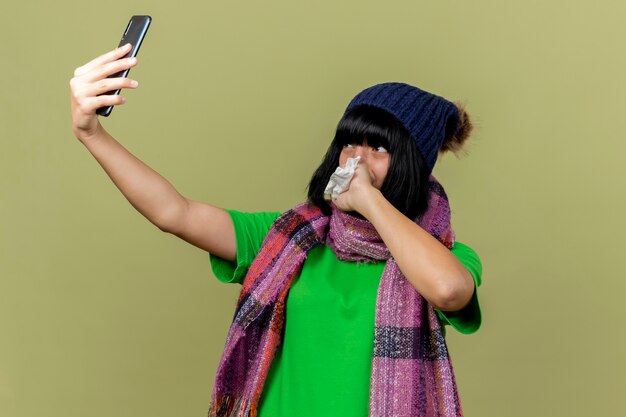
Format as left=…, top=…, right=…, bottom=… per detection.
left=70, top=44, right=482, bottom=417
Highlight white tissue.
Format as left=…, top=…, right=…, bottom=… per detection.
left=323, top=157, right=360, bottom=200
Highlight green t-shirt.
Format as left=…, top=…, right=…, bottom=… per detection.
left=210, top=210, right=482, bottom=417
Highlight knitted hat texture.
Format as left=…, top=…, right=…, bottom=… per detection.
left=345, top=82, right=460, bottom=172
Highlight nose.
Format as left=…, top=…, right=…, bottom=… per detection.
left=353, top=145, right=369, bottom=161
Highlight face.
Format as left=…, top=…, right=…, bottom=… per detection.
left=339, top=140, right=390, bottom=189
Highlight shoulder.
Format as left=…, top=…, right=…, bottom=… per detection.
left=227, top=209, right=282, bottom=231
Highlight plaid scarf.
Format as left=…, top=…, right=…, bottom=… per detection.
left=209, top=176, right=463, bottom=417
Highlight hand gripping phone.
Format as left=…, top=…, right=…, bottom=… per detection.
left=96, top=15, right=151, bottom=117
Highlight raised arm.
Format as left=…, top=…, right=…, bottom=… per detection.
left=69, top=44, right=236, bottom=261
left=334, top=163, right=474, bottom=312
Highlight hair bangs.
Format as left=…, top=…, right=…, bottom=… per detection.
left=334, top=105, right=397, bottom=151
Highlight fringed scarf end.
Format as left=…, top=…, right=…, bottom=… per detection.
left=208, top=394, right=257, bottom=417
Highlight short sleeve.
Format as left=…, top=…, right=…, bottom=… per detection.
left=436, top=241, right=483, bottom=334
left=209, top=210, right=281, bottom=284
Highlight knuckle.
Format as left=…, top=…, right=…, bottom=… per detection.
left=75, top=96, right=86, bottom=108
left=70, top=87, right=85, bottom=103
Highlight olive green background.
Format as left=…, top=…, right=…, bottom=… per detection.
left=1, top=1, right=625, bottom=416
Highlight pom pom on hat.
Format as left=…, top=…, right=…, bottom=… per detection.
left=440, top=102, right=473, bottom=155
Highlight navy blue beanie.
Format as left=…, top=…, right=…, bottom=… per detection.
left=345, top=82, right=461, bottom=173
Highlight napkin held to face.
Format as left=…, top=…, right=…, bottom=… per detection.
left=323, top=157, right=360, bottom=200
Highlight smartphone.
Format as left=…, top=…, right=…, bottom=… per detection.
left=96, top=15, right=152, bottom=117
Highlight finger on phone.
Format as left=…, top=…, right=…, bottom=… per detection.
left=90, top=77, right=138, bottom=96
left=76, top=43, right=133, bottom=77
left=85, top=94, right=127, bottom=113
left=83, top=56, right=137, bottom=82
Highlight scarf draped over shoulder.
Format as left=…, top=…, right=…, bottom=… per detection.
left=209, top=176, right=463, bottom=417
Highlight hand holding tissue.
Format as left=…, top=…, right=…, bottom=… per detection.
left=323, top=157, right=360, bottom=200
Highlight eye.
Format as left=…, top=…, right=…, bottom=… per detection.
left=373, top=146, right=388, bottom=153
left=343, top=143, right=354, bottom=148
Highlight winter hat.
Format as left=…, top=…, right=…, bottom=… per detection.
left=345, top=82, right=470, bottom=173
